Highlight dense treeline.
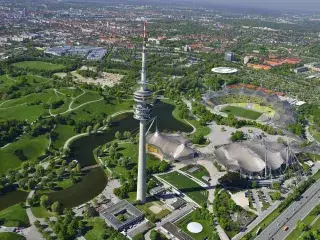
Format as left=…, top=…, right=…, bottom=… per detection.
left=213, top=188, right=256, bottom=236
left=0, top=119, right=26, bottom=147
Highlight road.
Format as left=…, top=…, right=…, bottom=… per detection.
left=257, top=180, right=320, bottom=240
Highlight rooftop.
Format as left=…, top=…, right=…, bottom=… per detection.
left=100, top=200, right=144, bottom=231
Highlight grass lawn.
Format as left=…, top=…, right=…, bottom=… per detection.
left=0, top=135, right=49, bottom=174
left=31, top=206, right=53, bottom=218
left=71, top=90, right=102, bottom=108
left=0, top=103, right=46, bottom=123
left=58, top=87, right=83, bottom=97
left=0, top=232, right=26, bottom=240
left=311, top=216, right=320, bottom=231
left=84, top=217, right=106, bottom=240
left=0, top=204, right=29, bottom=227
left=188, top=119, right=210, bottom=136
left=221, top=105, right=262, bottom=120
left=180, top=164, right=210, bottom=183
left=310, top=126, right=320, bottom=142
left=159, top=171, right=208, bottom=205
left=166, top=99, right=190, bottom=125
left=52, top=124, right=76, bottom=150
left=0, top=91, right=55, bottom=109
left=70, top=99, right=133, bottom=122
left=176, top=212, right=214, bottom=240
left=50, top=97, right=72, bottom=115
left=12, top=61, right=65, bottom=71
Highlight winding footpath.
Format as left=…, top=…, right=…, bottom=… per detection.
left=49, top=88, right=104, bottom=117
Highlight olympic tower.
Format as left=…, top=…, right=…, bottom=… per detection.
left=134, top=22, right=152, bottom=203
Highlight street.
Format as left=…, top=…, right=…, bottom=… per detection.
left=257, top=180, right=320, bottom=240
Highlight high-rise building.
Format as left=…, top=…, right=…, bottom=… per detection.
left=134, top=22, right=153, bottom=203
left=225, top=52, right=236, bottom=62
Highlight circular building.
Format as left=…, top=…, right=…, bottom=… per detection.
left=212, top=67, right=238, bottom=74
left=187, top=222, right=203, bottom=234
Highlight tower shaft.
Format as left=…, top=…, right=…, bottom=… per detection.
left=137, top=120, right=147, bottom=201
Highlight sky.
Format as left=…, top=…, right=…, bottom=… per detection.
left=171, top=0, right=320, bottom=12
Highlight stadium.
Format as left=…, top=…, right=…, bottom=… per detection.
left=211, top=67, right=238, bottom=74
left=203, top=84, right=297, bottom=129
left=146, top=130, right=197, bottom=161
left=214, top=139, right=293, bottom=178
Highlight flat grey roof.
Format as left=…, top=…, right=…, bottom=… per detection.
left=100, top=200, right=144, bottom=230
left=162, top=222, right=194, bottom=240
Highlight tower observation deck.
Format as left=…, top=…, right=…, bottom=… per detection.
left=134, top=22, right=153, bottom=203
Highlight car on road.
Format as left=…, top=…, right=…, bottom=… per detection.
left=282, top=226, right=289, bottom=231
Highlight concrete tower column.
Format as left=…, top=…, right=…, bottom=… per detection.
left=137, top=120, right=147, bottom=202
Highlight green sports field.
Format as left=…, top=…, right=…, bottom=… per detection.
left=12, top=61, right=65, bottom=71
left=221, top=105, right=263, bottom=120
left=159, top=171, right=208, bottom=205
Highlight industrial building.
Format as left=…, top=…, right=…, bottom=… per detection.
left=100, top=200, right=144, bottom=231
left=224, top=52, right=236, bottom=62
left=294, top=66, right=309, bottom=74
left=161, top=222, right=194, bottom=240
left=44, top=46, right=107, bottom=60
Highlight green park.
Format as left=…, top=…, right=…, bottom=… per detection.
left=12, top=61, right=65, bottom=71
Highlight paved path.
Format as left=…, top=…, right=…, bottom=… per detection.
left=25, top=191, right=37, bottom=224
left=252, top=190, right=262, bottom=214
left=23, top=190, right=45, bottom=240
left=262, top=188, right=273, bottom=205
left=64, top=132, right=88, bottom=149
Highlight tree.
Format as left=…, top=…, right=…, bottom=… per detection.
left=85, top=205, right=98, bottom=217
left=21, top=162, right=30, bottom=171
left=115, top=131, right=121, bottom=140
left=272, top=182, right=281, bottom=190
left=27, top=179, right=37, bottom=190
left=251, top=181, right=257, bottom=189
left=271, top=191, right=282, bottom=200
left=132, top=233, right=145, bottom=240
left=75, top=163, right=81, bottom=173
left=93, top=123, right=101, bottom=133
left=67, top=223, right=77, bottom=237
left=27, top=197, right=35, bottom=206
left=150, top=230, right=164, bottom=240
left=297, top=220, right=308, bottom=232
left=230, top=131, right=246, bottom=141
left=86, top=125, right=92, bottom=134
left=40, top=195, right=50, bottom=209
left=51, top=201, right=62, bottom=214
